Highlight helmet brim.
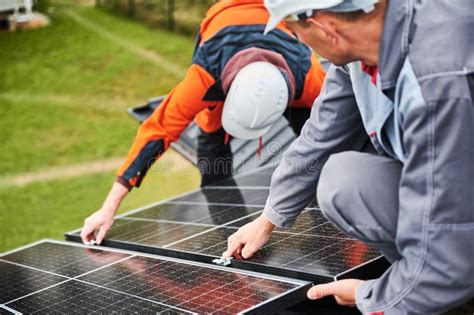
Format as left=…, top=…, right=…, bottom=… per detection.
left=222, top=111, right=273, bottom=140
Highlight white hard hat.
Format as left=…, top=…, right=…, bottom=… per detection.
left=264, top=0, right=378, bottom=34
left=222, top=62, right=289, bottom=140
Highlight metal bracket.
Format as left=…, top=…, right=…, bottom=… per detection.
left=212, top=257, right=233, bottom=267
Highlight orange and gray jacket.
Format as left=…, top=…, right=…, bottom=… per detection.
left=263, top=1, right=474, bottom=314
left=116, top=0, right=326, bottom=190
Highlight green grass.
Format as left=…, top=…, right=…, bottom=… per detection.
left=0, top=3, right=194, bottom=175
left=0, top=96, right=136, bottom=175
left=78, top=5, right=195, bottom=67
left=0, top=4, right=193, bottom=100
left=0, top=2, right=200, bottom=252
left=0, top=158, right=200, bottom=253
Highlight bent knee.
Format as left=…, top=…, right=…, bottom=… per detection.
left=317, top=152, right=361, bottom=216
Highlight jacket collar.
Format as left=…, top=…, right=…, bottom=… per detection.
left=378, top=0, right=414, bottom=90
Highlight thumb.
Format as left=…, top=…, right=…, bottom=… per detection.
left=95, top=225, right=109, bottom=245
left=80, top=225, right=95, bottom=244
left=222, top=239, right=242, bottom=258
left=307, top=282, right=338, bottom=300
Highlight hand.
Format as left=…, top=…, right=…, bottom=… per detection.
left=307, top=279, right=365, bottom=306
left=222, top=214, right=275, bottom=259
left=80, top=208, right=115, bottom=245
left=80, top=182, right=129, bottom=245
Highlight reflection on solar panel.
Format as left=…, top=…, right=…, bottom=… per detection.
left=214, top=163, right=277, bottom=187
left=172, top=187, right=270, bottom=207
left=66, top=165, right=383, bottom=282
left=0, top=240, right=310, bottom=314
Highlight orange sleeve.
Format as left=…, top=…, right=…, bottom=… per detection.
left=290, top=54, right=326, bottom=109
left=116, top=64, right=216, bottom=189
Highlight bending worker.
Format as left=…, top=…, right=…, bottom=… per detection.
left=224, top=0, right=474, bottom=314
left=80, top=0, right=326, bottom=245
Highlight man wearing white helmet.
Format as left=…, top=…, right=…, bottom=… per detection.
left=224, top=0, right=474, bottom=314
left=80, top=1, right=326, bottom=247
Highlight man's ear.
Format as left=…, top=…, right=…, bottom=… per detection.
left=307, top=17, right=340, bottom=45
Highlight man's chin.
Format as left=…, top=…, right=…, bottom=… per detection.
left=327, top=57, right=359, bottom=67
left=331, top=60, right=347, bottom=66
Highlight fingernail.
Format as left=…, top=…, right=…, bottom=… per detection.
left=83, top=241, right=90, bottom=246
left=307, top=291, right=319, bottom=300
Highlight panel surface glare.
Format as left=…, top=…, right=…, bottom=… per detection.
left=0, top=241, right=309, bottom=314
left=172, top=187, right=270, bottom=206
left=66, top=168, right=381, bottom=281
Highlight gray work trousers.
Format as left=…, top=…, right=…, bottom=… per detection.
left=317, top=151, right=403, bottom=263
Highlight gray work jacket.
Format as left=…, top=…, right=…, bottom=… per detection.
left=263, top=1, right=474, bottom=314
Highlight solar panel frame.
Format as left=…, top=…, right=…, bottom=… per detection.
left=0, top=305, right=19, bottom=315
left=66, top=208, right=384, bottom=283
left=1, top=240, right=312, bottom=314
left=65, top=164, right=384, bottom=283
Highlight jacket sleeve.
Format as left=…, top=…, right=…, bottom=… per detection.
left=355, top=89, right=474, bottom=313
left=116, top=64, right=216, bottom=190
left=263, top=65, right=367, bottom=228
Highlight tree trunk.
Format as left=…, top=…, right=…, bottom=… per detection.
left=167, top=0, right=175, bottom=31
left=127, top=0, right=135, bottom=18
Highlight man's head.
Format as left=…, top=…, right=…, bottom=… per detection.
left=264, top=0, right=386, bottom=66
left=222, top=61, right=289, bottom=140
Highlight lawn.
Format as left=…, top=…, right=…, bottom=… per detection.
left=0, top=2, right=194, bottom=175
left=0, top=153, right=200, bottom=252
left=0, top=2, right=200, bottom=252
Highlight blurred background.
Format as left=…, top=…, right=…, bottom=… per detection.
left=0, top=0, right=219, bottom=252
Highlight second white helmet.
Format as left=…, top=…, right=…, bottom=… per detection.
left=222, top=61, right=289, bottom=140
left=264, top=0, right=378, bottom=34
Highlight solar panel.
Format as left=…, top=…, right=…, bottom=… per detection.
left=0, top=240, right=310, bottom=314
left=171, top=187, right=270, bottom=207
left=210, top=163, right=277, bottom=187
left=66, top=166, right=384, bottom=283
left=0, top=306, right=15, bottom=314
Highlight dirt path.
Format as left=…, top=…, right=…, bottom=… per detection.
left=0, top=150, right=193, bottom=188
left=66, top=9, right=187, bottom=78
left=0, top=91, right=131, bottom=113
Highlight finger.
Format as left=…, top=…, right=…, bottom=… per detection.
left=95, top=225, right=109, bottom=245
left=226, top=235, right=234, bottom=248
left=241, top=242, right=260, bottom=259
left=307, top=282, right=339, bottom=300
left=222, top=238, right=244, bottom=258
left=80, top=226, right=95, bottom=245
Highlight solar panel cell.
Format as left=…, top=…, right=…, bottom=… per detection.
left=6, top=280, right=177, bottom=314
left=128, top=202, right=262, bottom=226
left=173, top=187, right=270, bottom=206
left=2, top=242, right=129, bottom=277
left=79, top=255, right=299, bottom=314
left=0, top=307, right=14, bottom=315
left=168, top=226, right=380, bottom=278
left=106, top=219, right=210, bottom=247
left=0, top=261, right=65, bottom=304
left=1, top=241, right=310, bottom=314
left=213, top=165, right=277, bottom=187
